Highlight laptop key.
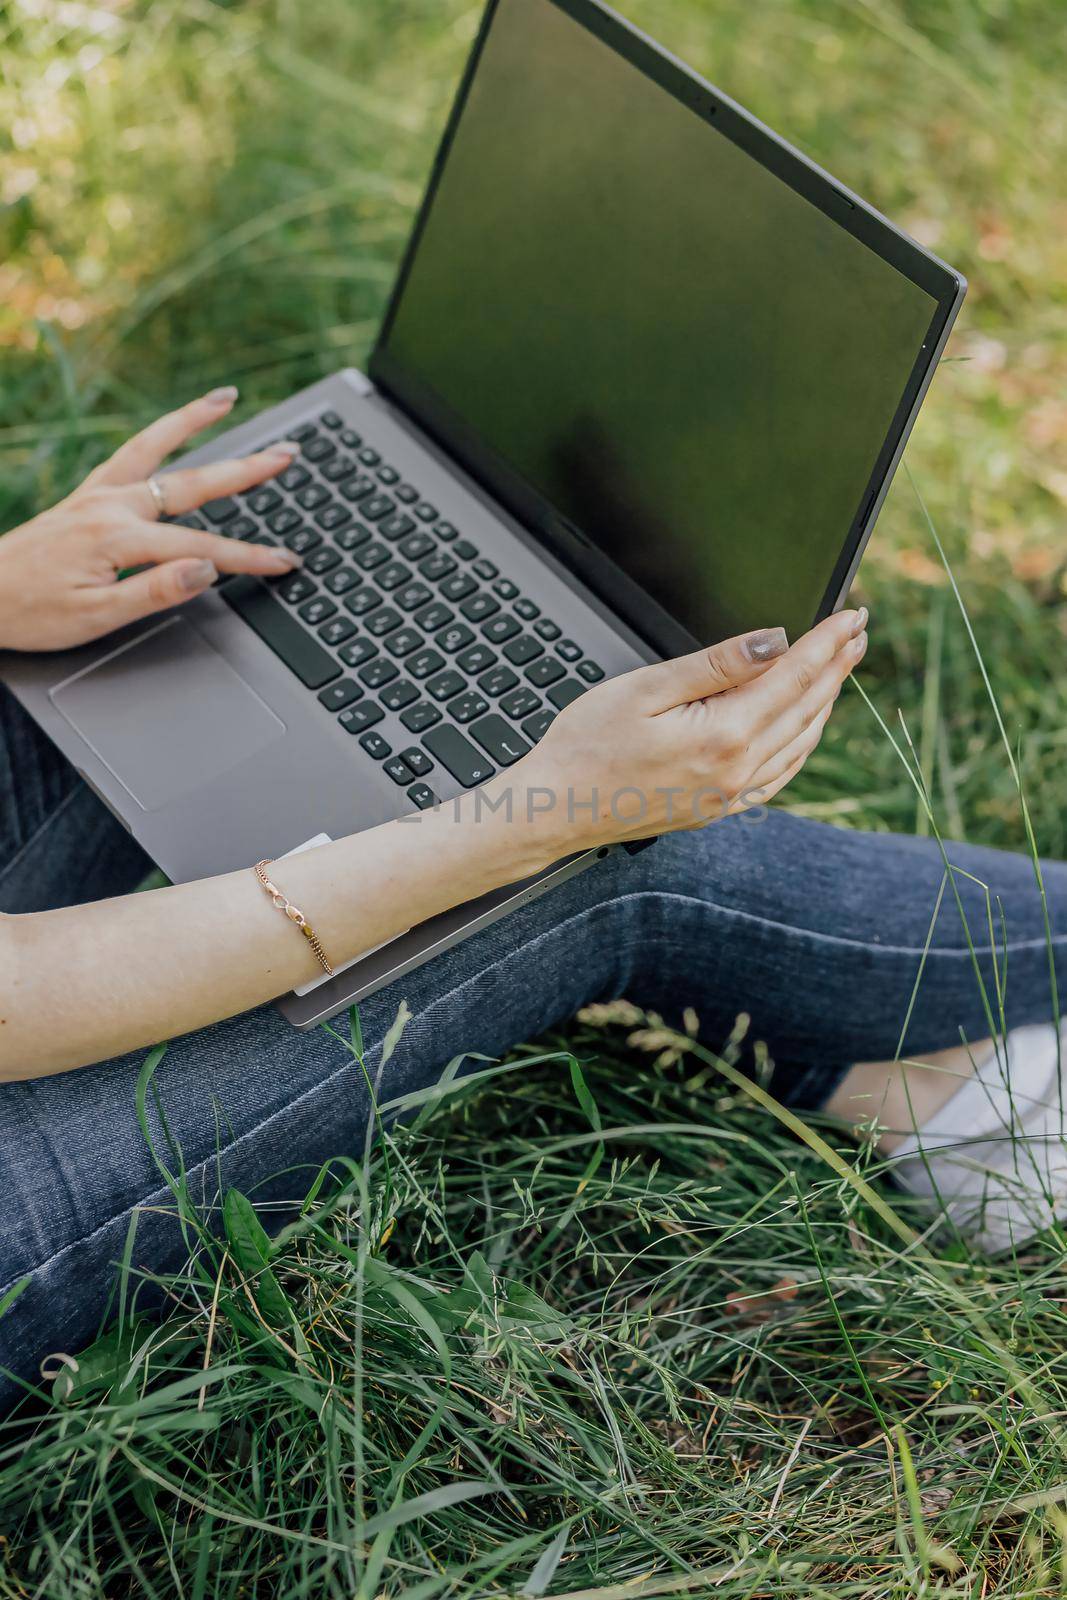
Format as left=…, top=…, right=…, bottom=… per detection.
left=377, top=560, right=412, bottom=591
left=288, top=422, right=318, bottom=443
left=284, top=527, right=322, bottom=555
left=299, top=596, right=337, bottom=626
left=578, top=660, right=605, bottom=682
left=407, top=783, right=438, bottom=810
left=360, top=731, right=392, bottom=760
left=422, top=725, right=495, bottom=788
left=478, top=665, right=519, bottom=698
left=493, top=579, right=519, bottom=601
left=453, top=540, right=478, bottom=561
left=419, top=552, right=457, bottom=582
left=427, top=669, right=465, bottom=702
left=446, top=690, right=489, bottom=724
left=557, top=639, right=582, bottom=662
left=500, top=686, right=541, bottom=720
left=227, top=515, right=258, bottom=539
left=303, top=436, right=336, bottom=463
left=439, top=623, right=475, bottom=654
left=305, top=546, right=341, bottom=575
left=415, top=501, right=438, bottom=522
left=526, top=656, right=565, bottom=688
left=360, top=658, right=399, bottom=689
left=365, top=607, right=403, bottom=637
left=339, top=428, right=362, bottom=450
left=414, top=600, right=454, bottom=632
left=268, top=506, right=302, bottom=536
left=456, top=643, right=496, bottom=675
left=273, top=571, right=317, bottom=605
left=385, top=627, right=422, bottom=657
left=395, top=580, right=432, bottom=611
left=322, top=455, right=358, bottom=483
left=469, top=714, right=531, bottom=767
left=297, top=484, right=330, bottom=511
left=514, top=598, right=540, bottom=620
left=340, top=637, right=378, bottom=668
left=345, top=588, right=382, bottom=616
left=399, top=532, right=435, bottom=561
left=277, top=462, right=310, bottom=492
left=247, top=486, right=282, bottom=517
left=408, top=648, right=444, bottom=679
left=547, top=679, right=586, bottom=710
left=383, top=756, right=415, bottom=786
left=400, top=746, right=434, bottom=778
left=319, top=617, right=357, bottom=647
left=380, top=512, right=417, bottom=541
left=396, top=484, right=419, bottom=504
left=460, top=592, right=499, bottom=622
left=340, top=474, right=378, bottom=502
left=434, top=521, right=458, bottom=541
left=335, top=523, right=372, bottom=552
left=401, top=701, right=442, bottom=733
left=202, top=497, right=239, bottom=524
left=316, top=504, right=353, bottom=532
left=358, top=446, right=381, bottom=467
left=483, top=614, right=521, bottom=644
left=318, top=678, right=362, bottom=713
left=521, top=707, right=557, bottom=743
left=534, top=618, right=561, bottom=640
left=339, top=701, right=384, bottom=734
left=378, top=465, right=400, bottom=485
left=381, top=679, right=419, bottom=712
left=355, top=541, right=390, bottom=570
left=326, top=566, right=361, bottom=595
left=440, top=572, right=478, bottom=602
left=504, top=635, right=543, bottom=666
left=222, top=577, right=341, bottom=690
left=360, top=494, right=396, bottom=521
left=472, top=558, right=498, bottom=580
left=321, top=410, right=343, bottom=430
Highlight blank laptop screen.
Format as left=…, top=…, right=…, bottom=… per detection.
left=379, top=0, right=940, bottom=644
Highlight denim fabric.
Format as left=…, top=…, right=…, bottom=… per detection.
left=2, top=682, right=1066, bottom=1403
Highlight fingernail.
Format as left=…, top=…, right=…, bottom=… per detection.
left=180, top=559, right=218, bottom=592
left=204, top=385, right=238, bottom=407
left=742, top=626, right=788, bottom=662
left=267, top=550, right=302, bottom=570
left=265, top=439, right=301, bottom=459
left=852, top=630, right=869, bottom=658
left=850, top=606, right=869, bottom=638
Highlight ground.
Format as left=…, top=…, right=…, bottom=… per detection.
left=1, top=1, right=1066, bottom=1595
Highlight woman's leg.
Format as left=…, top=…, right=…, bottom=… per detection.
left=3, top=802, right=1066, bottom=1403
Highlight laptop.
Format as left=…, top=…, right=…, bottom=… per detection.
left=0, top=0, right=965, bottom=1028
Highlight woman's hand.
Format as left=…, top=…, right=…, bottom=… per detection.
left=511, top=609, right=867, bottom=856
left=0, top=387, right=303, bottom=652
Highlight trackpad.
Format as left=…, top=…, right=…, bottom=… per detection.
left=50, top=617, right=285, bottom=812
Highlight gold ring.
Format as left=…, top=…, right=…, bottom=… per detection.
left=146, top=476, right=169, bottom=517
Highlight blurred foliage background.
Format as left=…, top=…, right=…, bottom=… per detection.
left=1, top=0, right=1065, bottom=855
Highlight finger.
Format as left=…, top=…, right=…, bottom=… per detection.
left=112, top=520, right=301, bottom=578
left=751, top=626, right=866, bottom=764
left=630, top=625, right=791, bottom=713
left=93, top=559, right=224, bottom=632
left=744, top=697, right=836, bottom=802
left=87, top=387, right=240, bottom=486
left=121, top=441, right=300, bottom=521
left=736, top=608, right=866, bottom=730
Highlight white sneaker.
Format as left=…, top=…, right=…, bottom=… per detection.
left=892, top=1020, right=1067, bottom=1252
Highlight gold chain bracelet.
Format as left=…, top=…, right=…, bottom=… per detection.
left=253, top=859, right=334, bottom=976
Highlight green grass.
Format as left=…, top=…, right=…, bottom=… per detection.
left=2, top=0, right=1067, bottom=1594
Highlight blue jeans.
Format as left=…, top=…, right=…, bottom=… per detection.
left=2, top=683, right=1066, bottom=1404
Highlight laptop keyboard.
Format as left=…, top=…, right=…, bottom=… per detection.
left=176, top=408, right=605, bottom=810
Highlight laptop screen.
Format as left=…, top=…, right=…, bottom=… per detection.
left=375, top=0, right=946, bottom=646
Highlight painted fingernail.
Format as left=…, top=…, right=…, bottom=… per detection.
left=850, top=606, right=869, bottom=638
left=265, top=439, right=301, bottom=459
left=267, top=550, right=302, bottom=570
left=180, top=559, right=218, bottom=592
left=742, top=626, right=788, bottom=662
left=204, top=385, right=238, bottom=407
left=852, top=630, right=869, bottom=659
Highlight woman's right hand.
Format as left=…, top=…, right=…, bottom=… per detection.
left=512, top=608, right=868, bottom=854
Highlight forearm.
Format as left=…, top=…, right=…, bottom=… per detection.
left=0, top=777, right=560, bottom=1081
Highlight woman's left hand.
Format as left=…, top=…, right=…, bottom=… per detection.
left=0, top=387, right=304, bottom=652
